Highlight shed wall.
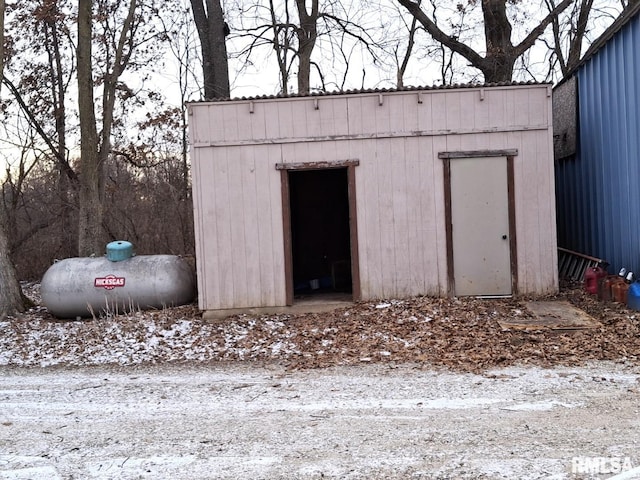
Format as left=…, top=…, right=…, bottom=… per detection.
left=552, top=77, right=577, bottom=160
left=190, top=85, right=557, bottom=311
left=555, top=13, right=640, bottom=273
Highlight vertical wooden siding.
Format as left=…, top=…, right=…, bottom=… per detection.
left=190, top=132, right=286, bottom=309
left=189, top=85, right=557, bottom=310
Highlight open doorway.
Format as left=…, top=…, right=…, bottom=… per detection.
left=286, top=167, right=354, bottom=302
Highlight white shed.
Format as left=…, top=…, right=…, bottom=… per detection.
left=189, top=83, right=558, bottom=317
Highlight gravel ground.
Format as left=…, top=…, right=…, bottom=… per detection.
left=1, top=361, right=640, bottom=479
left=1, top=283, right=640, bottom=479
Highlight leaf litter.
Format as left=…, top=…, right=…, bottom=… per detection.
left=2, top=281, right=639, bottom=371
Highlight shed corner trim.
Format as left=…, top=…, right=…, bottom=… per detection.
left=438, top=149, right=518, bottom=159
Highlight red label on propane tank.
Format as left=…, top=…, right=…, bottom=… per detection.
left=94, top=275, right=126, bottom=290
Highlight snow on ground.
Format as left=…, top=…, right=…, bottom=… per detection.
left=0, top=309, right=301, bottom=367
left=2, top=283, right=640, bottom=478
left=2, top=281, right=640, bottom=371
left=1, top=362, right=640, bottom=479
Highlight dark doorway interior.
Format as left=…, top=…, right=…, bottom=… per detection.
left=288, top=168, right=352, bottom=298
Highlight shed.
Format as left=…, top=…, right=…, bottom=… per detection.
left=554, top=3, right=640, bottom=274
left=189, top=83, right=558, bottom=316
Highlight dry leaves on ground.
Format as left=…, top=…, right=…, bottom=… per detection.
left=1, top=282, right=639, bottom=371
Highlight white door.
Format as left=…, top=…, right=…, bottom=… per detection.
left=450, top=157, right=512, bottom=296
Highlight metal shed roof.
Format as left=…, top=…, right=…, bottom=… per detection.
left=193, top=81, right=546, bottom=103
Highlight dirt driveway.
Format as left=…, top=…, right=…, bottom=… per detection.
left=1, top=361, right=640, bottom=480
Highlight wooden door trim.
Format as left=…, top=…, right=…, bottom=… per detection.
left=279, top=161, right=361, bottom=305
left=280, top=170, right=294, bottom=305
left=276, top=159, right=359, bottom=170
left=347, top=165, right=361, bottom=301
left=507, top=155, right=518, bottom=295
left=441, top=151, right=518, bottom=297
left=438, top=149, right=518, bottom=159
left=442, top=158, right=455, bottom=296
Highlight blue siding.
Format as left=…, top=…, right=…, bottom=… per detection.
left=556, top=12, right=640, bottom=273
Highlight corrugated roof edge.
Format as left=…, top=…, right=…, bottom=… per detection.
left=555, top=2, right=640, bottom=88
left=191, top=81, right=547, bottom=103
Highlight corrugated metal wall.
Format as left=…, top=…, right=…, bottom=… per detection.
left=556, top=13, right=640, bottom=273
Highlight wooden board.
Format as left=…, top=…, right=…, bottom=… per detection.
left=498, top=301, right=600, bottom=331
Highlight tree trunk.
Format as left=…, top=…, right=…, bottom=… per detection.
left=565, top=0, right=594, bottom=74
left=44, top=3, right=76, bottom=257
left=397, top=12, right=420, bottom=88
left=98, top=0, right=137, bottom=205
left=0, top=0, right=25, bottom=317
left=77, top=0, right=103, bottom=257
left=480, top=0, right=515, bottom=82
left=190, top=0, right=230, bottom=99
left=0, top=206, right=25, bottom=318
left=269, top=0, right=291, bottom=94
left=295, top=0, right=318, bottom=95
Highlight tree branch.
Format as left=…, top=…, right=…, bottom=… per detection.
left=514, top=0, right=573, bottom=57
left=1, top=76, right=77, bottom=184
left=395, top=0, right=486, bottom=69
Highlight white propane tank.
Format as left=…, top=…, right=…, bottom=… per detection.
left=41, top=244, right=195, bottom=318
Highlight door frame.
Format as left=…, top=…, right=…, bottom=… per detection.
left=276, top=160, right=361, bottom=305
left=439, top=149, right=518, bottom=297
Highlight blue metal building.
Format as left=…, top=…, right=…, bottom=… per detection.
left=555, top=4, right=640, bottom=274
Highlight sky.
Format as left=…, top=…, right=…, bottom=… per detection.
left=0, top=0, right=626, bottom=179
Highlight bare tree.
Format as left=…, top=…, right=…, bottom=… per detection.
left=77, top=0, right=102, bottom=256
left=547, top=0, right=593, bottom=77
left=232, top=0, right=381, bottom=95
left=77, top=0, right=163, bottom=256
left=543, top=0, right=630, bottom=80
left=262, top=0, right=319, bottom=94
left=2, top=0, right=188, bottom=279
left=0, top=0, right=26, bottom=317
left=395, top=0, right=573, bottom=83
left=395, top=4, right=420, bottom=88
left=267, top=0, right=294, bottom=93
left=41, top=0, right=77, bottom=256
left=158, top=3, right=202, bottom=196
left=1, top=0, right=78, bottom=261
left=294, top=0, right=318, bottom=94
left=190, top=0, right=230, bottom=98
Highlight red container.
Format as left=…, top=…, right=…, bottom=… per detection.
left=598, top=275, right=620, bottom=301
left=584, top=266, right=607, bottom=294
left=612, top=281, right=629, bottom=304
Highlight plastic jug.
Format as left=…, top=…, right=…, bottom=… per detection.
left=628, top=282, right=640, bottom=311
left=612, top=280, right=630, bottom=304
left=598, top=275, right=618, bottom=301
left=584, top=266, right=607, bottom=294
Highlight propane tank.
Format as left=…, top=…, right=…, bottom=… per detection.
left=41, top=243, right=195, bottom=318
left=584, top=265, right=607, bottom=294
